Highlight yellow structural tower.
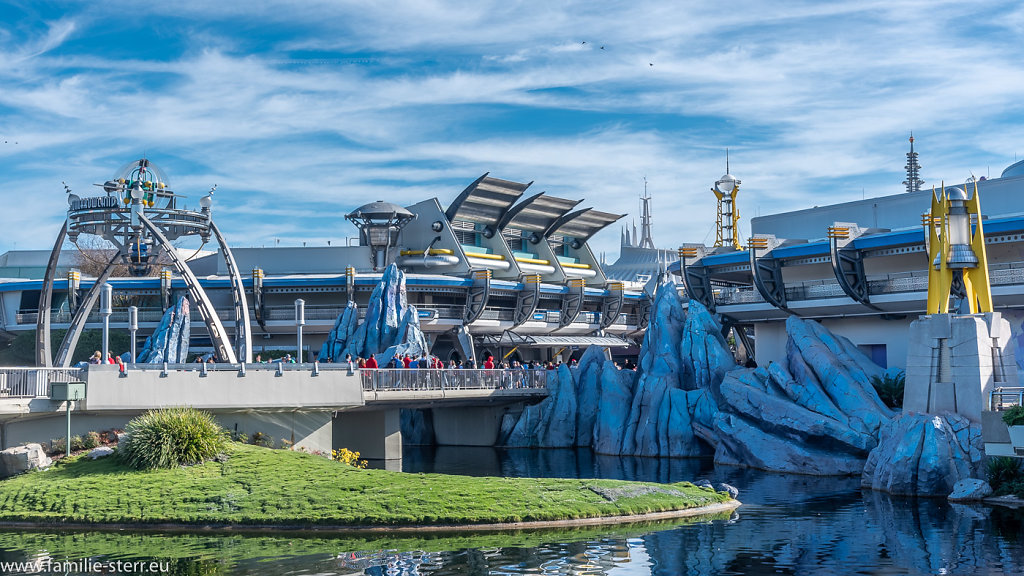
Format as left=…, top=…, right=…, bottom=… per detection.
left=924, top=182, right=993, bottom=314
left=713, top=174, right=741, bottom=250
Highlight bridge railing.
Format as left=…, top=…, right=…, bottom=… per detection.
left=0, top=367, right=86, bottom=398
left=990, top=387, right=1024, bottom=411
left=359, top=368, right=549, bottom=392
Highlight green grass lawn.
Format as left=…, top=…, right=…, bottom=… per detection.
left=0, top=444, right=732, bottom=527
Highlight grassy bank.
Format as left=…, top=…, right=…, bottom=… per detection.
left=0, top=444, right=732, bottom=528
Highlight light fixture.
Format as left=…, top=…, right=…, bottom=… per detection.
left=199, top=194, right=213, bottom=210
left=130, top=183, right=143, bottom=201
left=715, top=174, right=737, bottom=195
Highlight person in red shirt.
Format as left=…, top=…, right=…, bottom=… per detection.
left=484, top=356, right=495, bottom=370
left=364, top=356, right=378, bottom=369
left=402, top=354, right=413, bottom=369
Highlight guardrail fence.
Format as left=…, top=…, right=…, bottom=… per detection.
left=360, top=368, right=549, bottom=392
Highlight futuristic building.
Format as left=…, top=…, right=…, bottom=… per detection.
left=1, top=165, right=646, bottom=366
left=673, top=160, right=1024, bottom=375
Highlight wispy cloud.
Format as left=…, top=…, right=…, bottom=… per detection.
left=2, top=1, right=1024, bottom=259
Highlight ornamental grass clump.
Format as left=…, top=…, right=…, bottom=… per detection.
left=119, top=407, right=227, bottom=470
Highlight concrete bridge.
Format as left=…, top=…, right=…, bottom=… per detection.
left=0, top=365, right=548, bottom=461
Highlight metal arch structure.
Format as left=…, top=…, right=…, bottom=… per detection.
left=210, top=221, right=252, bottom=363
left=137, top=213, right=237, bottom=363
left=53, top=252, right=120, bottom=367
left=35, top=158, right=248, bottom=366
left=35, top=222, right=68, bottom=367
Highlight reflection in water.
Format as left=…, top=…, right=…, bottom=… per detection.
left=0, top=446, right=1021, bottom=575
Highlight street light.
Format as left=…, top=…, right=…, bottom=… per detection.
left=936, top=187, right=979, bottom=270
left=128, top=305, right=138, bottom=362
left=100, top=283, right=112, bottom=362
left=295, top=298, right=305, bottom=363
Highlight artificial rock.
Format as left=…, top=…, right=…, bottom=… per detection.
left=136, top=296, right=191, bottom=363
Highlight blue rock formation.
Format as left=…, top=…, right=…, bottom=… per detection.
left=319, top=301, right=359, bottom=361
left=862, top=412, right=983, bottom=496
left=136, top=297, right=191, bottom=363
left=319, top=263, right=431, bottom=364
left=711, top=316, right=893, bottom=475
left=500, top=280, right=729, bottom=457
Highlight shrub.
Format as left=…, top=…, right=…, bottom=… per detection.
left=250, top=432, right=274, bottom=448
left=987, top=456, right=1024, bottom=494
left=69, top=435, right=85, bottom=451
left=870, top=371, right=905, bottom=409
left=1001, top=405, right=1024, bottom=427
left=82, top=431, right=101, bottom=450
left=332, top=448, right=367, bottom=468
left=232, top=432, right=249, bottom=444
left=119, top=408, right=228, bottom=470
left=47, top=438, right=66, bottom=456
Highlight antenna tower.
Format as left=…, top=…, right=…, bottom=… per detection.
left=637, top=177, right=656, bottom=249
left=903, top=133, right=924, bottom=194
left=712, top=149, right=741, bottom=249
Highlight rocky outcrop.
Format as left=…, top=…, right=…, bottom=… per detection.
left=862, top=412, right=983, bottom=496
left=711, top=316, right=894, bottom=475
left=136, top=296, right=190, bottom=363
left=0, top=443, right=51, bottom=478
left=499, top=281, right=730, bottom=456
left=318, top=264, right=430, bottom=363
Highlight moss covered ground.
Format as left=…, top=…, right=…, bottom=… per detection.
left=0, top=444, right=732, bottom=527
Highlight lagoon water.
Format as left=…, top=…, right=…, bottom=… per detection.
left=0, top=446, right=1022, bottom=575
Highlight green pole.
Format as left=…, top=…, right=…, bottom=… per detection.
left=66, top=400, right=71, bottom=458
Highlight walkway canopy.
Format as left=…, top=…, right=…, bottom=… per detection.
left=497, top=192, right=582, bottom=233
left=444, top=173, right=532, bottom=227
left=479, top=331, right=635, bottom=348
left=545, top=208, right=625, bottom=243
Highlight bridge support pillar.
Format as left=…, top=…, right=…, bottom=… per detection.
left=432, top=405, right=507, bottom=446
left=333, top=409, right=402, bottom=462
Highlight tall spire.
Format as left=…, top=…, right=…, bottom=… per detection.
left=903, top=133, right=924, bottom=194
left=637, top=177, right=656, bottom=249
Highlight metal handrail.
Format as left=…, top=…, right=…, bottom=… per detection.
left=0, top=367, right=86, bottom=398
left=990, top=387, right=1024, bottom=411
left=359, top=368, right=549, bottom=392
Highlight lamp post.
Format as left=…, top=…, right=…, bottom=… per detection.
left=128, top=305, right=138, bottom=362
left=295, top=298, right=305, bottom=363
left=100, top=283, right=112, bottom=362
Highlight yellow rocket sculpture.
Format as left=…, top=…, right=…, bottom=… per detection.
left=924, top=182, right=992, bottom=314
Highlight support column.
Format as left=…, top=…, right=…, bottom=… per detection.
left=333, top=409, right=402, bottom=462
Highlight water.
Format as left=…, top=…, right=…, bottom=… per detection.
left=0, top=446, right=1021, bottom=575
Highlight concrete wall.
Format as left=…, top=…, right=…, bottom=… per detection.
left=432, top=405, right=509, bottom=446
left=755, top=315, right=913, bottom=370
left=751, top=174, right=1024, bottom=241
left=0, top=410, right=334, bottom=452
left=333, top=409, right=401, bottom=461
left=82, top=365, right=364, bottom=411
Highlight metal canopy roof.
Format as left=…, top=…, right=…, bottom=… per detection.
left=545, top=208, right=625, bottom=242
left=444, top=173, right=532, bottom=226
left=479, top=332, right=635, bottom=348
left=498, top=192, right=583, bottom=232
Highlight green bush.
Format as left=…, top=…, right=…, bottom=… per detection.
left=869, top=371, right=905, bottom=409
left=69, top=435, right=85, bottom=451
left=118, top=408, right=227, bottom=470
left=82, top=431, right=101, bottom=450
left=1001, top=405, right=1024, bottom=427
left=987, top=456, right=1024, bottom=494
left=47, top=438, right=66, bottom=456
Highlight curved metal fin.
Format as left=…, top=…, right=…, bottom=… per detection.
left=210, top=221, right=252, bottom=363
left=36, top=221, right=68, bottom=367
left=139, top=213, right=237, bottom=363
left=55, top=252, right=120, bottom=367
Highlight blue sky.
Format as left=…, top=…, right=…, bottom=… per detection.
left=2, top=1, right=1024, bottom=260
